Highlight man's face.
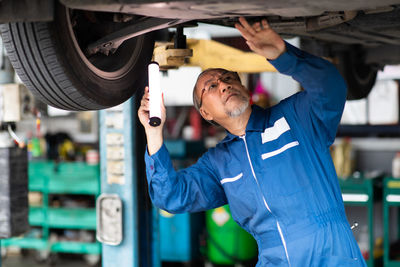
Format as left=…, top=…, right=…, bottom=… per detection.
left=195, top=70, right=250, bottom=122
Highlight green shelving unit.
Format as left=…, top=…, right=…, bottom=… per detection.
left=339, top=176, right=382, bottom=267
left=1, top=238, right=48, bottom=251
left=51, top=241, right=100, bottom=254
left=383, top=177, right=400, bottom=267
left=1, top=161, right=101, bottom=259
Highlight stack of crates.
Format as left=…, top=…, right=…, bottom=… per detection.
left=0, top=147, right=29, bottom=238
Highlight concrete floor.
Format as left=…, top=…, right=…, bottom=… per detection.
left=1, top=251, right=253, bottom=267
left=1, top=257, right=257, bottom=267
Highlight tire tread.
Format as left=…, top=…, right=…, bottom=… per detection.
left=0, top=18, right=153, bottom=110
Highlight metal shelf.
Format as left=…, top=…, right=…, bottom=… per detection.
left=29, top=161, right=100, bottom=195
left=47, top=208, right=97, bottom=229
left=339, top=176, right=383, bottom=267
left=1, top=161, right=101, bottom=257
left=1, top=238, right=101, bottom=254
left=1, top=238, right=47, bottom=250
left=383, top=178, right=400, bottom=267
left=28, top=207, right=45, bottom=226
left=51, top=241, right=101, bottom=254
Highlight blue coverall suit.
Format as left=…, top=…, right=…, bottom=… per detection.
left=145, top=42, right=367, bottom=266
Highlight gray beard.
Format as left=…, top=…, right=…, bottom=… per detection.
left=224, top=97, right=249, bottom=117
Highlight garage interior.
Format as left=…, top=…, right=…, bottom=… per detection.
left=0, top=7, right=400, bottom=267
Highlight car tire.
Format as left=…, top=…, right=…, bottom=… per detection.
left=335, top=48, right=377, bottom=100
left=301, top=39, right=377, bottom=100
left=0, top=3, right=154, bottom=110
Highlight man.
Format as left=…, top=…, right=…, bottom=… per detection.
left=138, top=17, right=366, bottom=266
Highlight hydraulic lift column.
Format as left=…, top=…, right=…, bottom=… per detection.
left=98, top=95, right=160, bottom=267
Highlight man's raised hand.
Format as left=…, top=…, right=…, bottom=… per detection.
left=235, top=17, right=286, bottom=60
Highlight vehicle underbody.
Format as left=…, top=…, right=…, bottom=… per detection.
left=1, top=0, right=399, bottom=109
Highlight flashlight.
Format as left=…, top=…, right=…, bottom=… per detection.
left=148, top=62, right=162, bottom=127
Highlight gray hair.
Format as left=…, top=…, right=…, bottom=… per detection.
left=192, top=68, right=239, bottom=126
left=192, top=68, right=228, bottom=112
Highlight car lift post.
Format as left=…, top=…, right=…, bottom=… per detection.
left=99, top=94, right=161, bottom=267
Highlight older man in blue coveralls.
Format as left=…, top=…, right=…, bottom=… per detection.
left=138, top=17, right=367, bottom=266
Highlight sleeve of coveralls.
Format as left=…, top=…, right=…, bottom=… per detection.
left=144, top=144, right=228, bottom=213
left=268, top=42, right=347, bottom=147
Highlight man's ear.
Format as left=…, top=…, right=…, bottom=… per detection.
left=199, top=107, right=213, bottom=121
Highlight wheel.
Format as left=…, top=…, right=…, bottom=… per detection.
left=48, top=252, right=59, bottom=266
left=0, top=3, right=154, bottom=111
left=20, top=248, right=30, bottom=258
left=34, top=249, right=50, bottom=263
left=335, top=47, right=377, bottom=100
left=301, top=39, right=377, bottom=100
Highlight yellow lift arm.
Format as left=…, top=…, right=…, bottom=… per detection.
left=187, top=39, right=276, bottom=72
left=152, top=39, right=277, bottom=72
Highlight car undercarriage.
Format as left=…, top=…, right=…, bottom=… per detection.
left=1, top=0, right=400, bottom=109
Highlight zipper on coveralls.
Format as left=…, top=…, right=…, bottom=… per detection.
left=240, top=135, right=291, bottom=266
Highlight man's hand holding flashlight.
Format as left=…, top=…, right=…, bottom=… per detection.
left=138, top=86, right=166, bottom=155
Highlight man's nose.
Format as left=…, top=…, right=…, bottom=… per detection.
left=219, top=81, right=231, bottom=93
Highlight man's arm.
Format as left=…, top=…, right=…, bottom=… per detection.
left=235, top=17, right=346, bottom=147
left=268, top=42, right=347, bottom=147
left=145, top=145, right=227, bottom=213
left=138, top=87, right=227, bottom=213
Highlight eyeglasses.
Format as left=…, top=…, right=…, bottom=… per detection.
left=198, top=71, right=240, bottom=109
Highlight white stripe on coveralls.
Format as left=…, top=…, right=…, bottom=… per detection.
left=261, top=141, right=299, bottom=160
left=221, top=173, right=243, bottom=184
left=260, top=117, right=299, bottom=160
left=261, top=117, right=290, bottom=144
